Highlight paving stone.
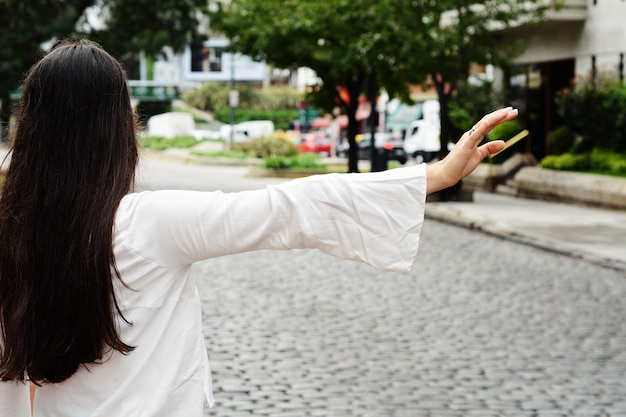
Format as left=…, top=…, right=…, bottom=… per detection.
left=200, top=221, right=626, bottom=417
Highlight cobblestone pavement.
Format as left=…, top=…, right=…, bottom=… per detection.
left=196, top=219, right=626, bottom=417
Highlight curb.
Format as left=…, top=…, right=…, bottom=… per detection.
left=515, top=167, right=626, bottom=211
left=424, top=209, right=626, bottom=273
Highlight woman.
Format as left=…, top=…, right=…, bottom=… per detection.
left=0, top=39, right=515, bottom=416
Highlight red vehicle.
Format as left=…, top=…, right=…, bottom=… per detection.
left=294, top=132, right=333, bottom=157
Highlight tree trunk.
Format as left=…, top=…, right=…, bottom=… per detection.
left=345, top=75, right=364, bottom=173
left=433, top=76, right=461, bottom=201
left=347, top=109, right=359, bottom=173
left=438, top=93, right=451, bottom=162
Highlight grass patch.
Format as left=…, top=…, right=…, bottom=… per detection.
left=190, top=150, right=252, bottom=159
left=263, top=153, right=326, bottom=170
left=139, top=135, right=198, bottom=150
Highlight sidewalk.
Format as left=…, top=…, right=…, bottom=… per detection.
left=425, top=191, right=626, bottom=272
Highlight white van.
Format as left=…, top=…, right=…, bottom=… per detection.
left=403, top=100, right=442, bottom=162
left=219, top=120, right=275, bottom=143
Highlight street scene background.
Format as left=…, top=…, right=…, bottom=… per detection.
left=137, top=156, right=626, bottom=417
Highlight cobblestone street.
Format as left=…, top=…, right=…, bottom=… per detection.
left=196, top=219, right=626, bottom=417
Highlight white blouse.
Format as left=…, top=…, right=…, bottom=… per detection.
left=1, top=164, right=427, bottom=417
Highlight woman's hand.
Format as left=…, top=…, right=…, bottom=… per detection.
left=426, top=107, right=518, bottom=194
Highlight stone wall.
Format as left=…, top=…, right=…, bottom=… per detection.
left=514, top=167, right=626, bottom=210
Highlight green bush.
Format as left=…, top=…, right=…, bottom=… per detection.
left=182, top=83, right=303, bottom=131
left=548, top=126, right=576, bottom=155
left=541, top=153, right=590, bottom=171
left=590, top=149, right=626, bottom=176
left=181, top=83, right=228, bottom=112
left=557, top=73, right=626, bottom=153
left=291, top=153, right=325, bottom=169
left=540, top=149, right=626, bottom=176
left=256, top=86, right=304, bottom=111
left=489, top=120, right=524, bottom=141
left=231, top=133, right=298, bottom=159
left=139, top=135, right=198, bottom=150
left=182, top=83, right=302, bottom=112
left=263, top=155, right=292, bottom=169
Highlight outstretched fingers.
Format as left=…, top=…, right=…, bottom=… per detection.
left=465, top=107, right=518, bottom=146
left=426, top=107, right=519, bottom=195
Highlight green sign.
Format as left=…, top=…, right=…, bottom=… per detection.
left=10, top=85, right=180, bottom=102
left=129, top=85, right=179, bottom=101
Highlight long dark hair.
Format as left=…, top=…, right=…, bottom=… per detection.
left=0, top=39, right=138, bottom=384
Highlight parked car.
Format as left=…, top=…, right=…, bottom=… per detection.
left=356, top=132, right=408, bottom=165
left=294, top=131, right=333, bottom=157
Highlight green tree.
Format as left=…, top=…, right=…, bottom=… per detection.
left=89, top=0, right=208, bottom=59
left=392, top=0, right=550, bottom=159
left=0, top=0, right=92, bottom=131
left=211, top=0, right=406, bottom=172
left=0, top=0, right=207, bottom=138
left=212, top=0, right=551, bottom=171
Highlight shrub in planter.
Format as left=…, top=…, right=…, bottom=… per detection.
left=548, top=126, right=576, bottom=155
left=590, top=149, right=626, bottom=176
left=540, top=149, right=626, bottom=176
left=232, top=133, right=298, bottom=159
left=540, top=153, right=591, bottom=171
left=263, top=155, right=292, bottom=169
left=182, top=83, right=302, bottom=113
left=290, top=153, right=325, bottom=169
left=557, top=73, right=626, bottom=153
left=181, top=83, right=229, bottom=112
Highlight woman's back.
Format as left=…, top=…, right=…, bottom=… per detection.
left=33, top=193, right=212, bottom=416
left=0, top=39, right=139, bottom=412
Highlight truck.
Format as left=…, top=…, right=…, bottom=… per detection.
left=403, top=100, right=444, bottom=163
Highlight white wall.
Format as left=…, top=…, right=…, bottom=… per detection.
left=574, top=0, right=626, bottom=77
left=512, top=0, right=626, bottom=78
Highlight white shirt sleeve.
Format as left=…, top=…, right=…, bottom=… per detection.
left=117, top=164, right=427, bottom=274
left=0, top=381, right=30, bottom=417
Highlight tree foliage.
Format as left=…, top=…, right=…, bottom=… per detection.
left=88, top=0, right=208, bottom=58
left=391, top=0, right=550, bottom=157
left=212, top=0, right=550, bottom=170
left=211, top=0, right=405, bottom=172
left=556, top=73, right=626, bottom=154
left=0, top=0, right=207, bottom=134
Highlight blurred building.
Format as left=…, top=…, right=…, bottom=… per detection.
left=150, top=38, right=319, bottom=91
left=498, top=0, right=626, bottom=159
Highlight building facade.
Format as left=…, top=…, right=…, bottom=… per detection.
left=500, top=0, right=626, bottom=159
